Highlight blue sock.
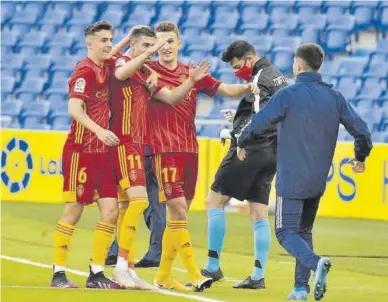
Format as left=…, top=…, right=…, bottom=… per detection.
left=251, top=219, right=271, bottom=280
left=205, top=208, right=226, bottom=273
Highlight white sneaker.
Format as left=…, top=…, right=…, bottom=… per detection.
left=113, top=268, right=136, bottom=289
left=129, top=269, right=154, bottom=290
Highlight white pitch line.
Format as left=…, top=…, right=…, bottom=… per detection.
left=0, top=255, right=226, bottom=302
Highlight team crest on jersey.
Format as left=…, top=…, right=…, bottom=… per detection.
left=74, top=78, right=85, bottom=93
left=115, top=58, right=125, bottom=67
left=129, top=170, right=137, bottom=181
left=164, top=183, right=172, bottom=196
left=76, top=184, right=84, bottom=197
left=179, top=74, right=188, bottom=82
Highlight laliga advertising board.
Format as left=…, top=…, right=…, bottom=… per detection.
left=1, top=129, right=387, bottom=221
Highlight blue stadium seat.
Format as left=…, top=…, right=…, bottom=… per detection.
left=10, top=9, right=40, bottom=25
left=45, top=79, right=68, bottom=96
left=376, top=38, right=388, bottom=54
left=295, top=1, right=322, bottom=16
left=337, top=81, right=359, bottom=103
left=1, top=77, right=16, bottom=93
left=67, top=11, right=96, bottom=26
left=353, top=47, right=375, bottom=57
left=336, top=77, right=358, bottom=95
left=2, top=30, right=20, bottom=47
left=18, top=31, right=48, bottom=48
left=18, top=46, right=38, bottom=56
left=327, top=15, right=356, bottom=33
left=50, top=103, right=69, bottom=120
left=240, top=3, right=266, bottom=22
left=50, top=72, right=69, bottom=86
left=187, top=50, right=211, bottom=65
left=271, top=15, right=299, bottom=33
left=105, top=3, right=129, bottom=12
left=1, top=68, right=17, bottom=78
left=47, top=32, right=74, bottom=49
left=299, top=14, right=326, bottom=31
left=1, top=100, right=23, bottom=118
left=248, top=35, right=273, bottom=57
left=357, top=82, right=384, bottom=101
left=17, top=92, right=36, bottom=104
left=213, top=1, right=240, bottom=14
left=213, top=33, right=234, bottom=55
left=240, top=14, right=269, bottom=33
left=67, top=25, right=85, bottom=38
left=1, top=53, right=25, bottom=70
left=153, top=8, right=182, bottom=25
left=376, top=2, right=388, bottom=33
left=323, top=28, right=351, bottom=55
left=24, top=1, right=48, bottom=13
left=39, top=24, right=59, bottom=35
left=51, top=55, right=79, bottom=72
left=130, top=1, right=158, bottom=12
left=78, top=2, right=100, bottom=15
left=186, top=0, right=212, bottom=9
left=356, top=99, right=373, bottom=111
left=39, top=9, right=67, bottom=26
left=23, top=69, right=46, bottom=79
left=46, top=46, right=68, bottom=56
left=122, top=12, right=154, bottom=30
left=99, top=10, right=125, bottom=27
left=185, top=35, right=215, bottom=54
left=300, top=28, right=321, bottom=44
left=323, top=1, right=351, bottom=21
left=273, top=37, right=301, bottom=50
left=52, top=2, right=73, bottom=15
left=271, top=47, right=294, bottom=75
left=240, top=1, right=268, bottom=12
left=338, top=57, right=368, bottom=77
left=363, top=62, right=388, bottom=80
left=211, top=12, right=239, bottom=30
left=267, top=1, right=295, bottom=13
left=21, top=101, right=50, bottom=120
left=1, top=2, right=15, bottom=25
left=11, top=24, right=30, bottom=35
left=25, top=54, right=52, bottom=71
left=372, top=131, right=387, bottom=142
left=369, top=52, right=388, bottom=65
left=351, top=1, right=378, bottom=31
left=45, top=94, right=67, bottom=105
left=17, top=78, right=45, bottom=95
left=51, top=116, right=71, bottom=130
left=1, top=116, right=12, bottom=128
left=182, top=10, right=210, bottom=29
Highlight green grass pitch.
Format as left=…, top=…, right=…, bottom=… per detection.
left=1, top=202, right=388, bottom=302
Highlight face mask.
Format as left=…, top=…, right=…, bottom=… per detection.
left=235, top=60, right=252, bottom=81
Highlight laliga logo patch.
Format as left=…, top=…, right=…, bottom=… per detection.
left=1, top=137, right=33, bottom=193
left=77, top=184, right=84, bottom=197
left=115, top=58, right=125, bottom=67
left=164, top=183, right=172, bottom=196
left=74, top=78, right=85, bottom=93
left=129, top=170, right=137, bottom=181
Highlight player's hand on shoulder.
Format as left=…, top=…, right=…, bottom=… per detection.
left=221, top=109, right=236, bottom=123
left=96, top=128, right=120, bottom=146
left=248, top=82, right=260, bottom=95
left=188, top=60, right=211, bottom=83
left=347, top=158, right=366, bottom=173
left=237, top=147, right=247, bottom=161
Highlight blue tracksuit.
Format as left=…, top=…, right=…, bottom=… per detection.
left=238, top=72, right=372, bottom=287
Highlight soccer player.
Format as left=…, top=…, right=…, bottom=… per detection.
left=148, top=21, right=259, bottom=292
left=108, top=25, right=211, bottom=289
left=202, top=40, right=287, bottom=290
left=237, top=43, right=372, bottom=300
left=51, top=21, right=121, bottom=289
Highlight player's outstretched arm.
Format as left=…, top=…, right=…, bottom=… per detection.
left=68, top=98, right=119, bottom=146
left=115, top=39, right=167, bottom=81
left=109, top=35, right=131, bottom=58
left=216, top=82, right=259, bottom=97
left=153, top=61, right=211, bottom=105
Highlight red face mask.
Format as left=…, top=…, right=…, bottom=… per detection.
left=234, top=60, right=252, bottom=81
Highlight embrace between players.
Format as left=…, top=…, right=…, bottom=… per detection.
left=50, top=20, right=262, bottom=291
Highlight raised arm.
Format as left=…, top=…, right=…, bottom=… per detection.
left=216, top=82, right=259, bottom=97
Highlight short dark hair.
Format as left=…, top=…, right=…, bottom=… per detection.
left=155, top=21, right=180, bottom=38
left=222, top=40, right=256, bottom=63
left=295, top=43, right=325, bottom=71
left=84, top=20, right=113, bottom=37
left=129, top=25, right=156, bottom=40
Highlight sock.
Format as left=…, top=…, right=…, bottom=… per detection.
left=156, top=224, right=177, bottom=282
left=205, top=208, right=226, bottom=273
left=117, top=207, right=127, bottom=241
left=91, top=264, right=104, bottom=274
left=53, top=221, right=75, bottom=268
left=251, top=219, right=271, bottom=280
left=116, top=256, right=128, bottom=271
left=92, top=221, right=115, bottom=266
left=118, top=198, right=149, bottom=267
left=173, top=220, right=202, bottom=284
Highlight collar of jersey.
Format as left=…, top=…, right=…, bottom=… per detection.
left=296, top=72, right=322, bottom=83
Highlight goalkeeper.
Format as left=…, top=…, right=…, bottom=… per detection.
left=201, top=40, right=287, bottom=290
